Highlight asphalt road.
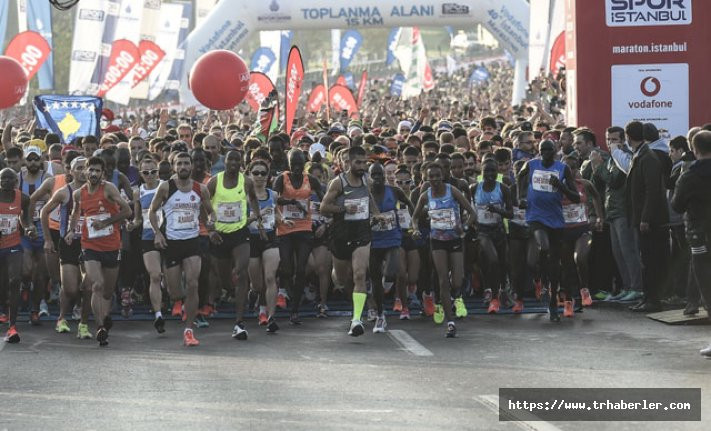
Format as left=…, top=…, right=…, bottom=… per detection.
left=1, top=307, right=709, bottom=431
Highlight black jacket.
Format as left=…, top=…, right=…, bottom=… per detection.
left=625, top=143, right=669, bottom=227
left=671, top=158, right=711, bottom=244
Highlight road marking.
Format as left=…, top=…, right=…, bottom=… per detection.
left=477, top=395, right=563, bottom=431
left=387, top=329, right=433, bottom=357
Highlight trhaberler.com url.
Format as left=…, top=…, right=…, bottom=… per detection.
left=612, top=42, right=688, bottom=55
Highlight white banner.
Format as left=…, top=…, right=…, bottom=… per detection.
left=545, top=0, right=565, bottom=72
left=17, top=0, right=27, bottom=32
left=149, top=2, right=189, bottom=100
left=330, top=29, right=340, bottom=76
left=528, top=0, right=550, bottom=77
left=195, top=0, right=220, bottom=27
left=259, top=31, right=281, bottom=84
left=68, top=0, right=110, bottom=95
left=105, top=0, right=144, bottom=105
left=130, top=0, right=162, bottom=100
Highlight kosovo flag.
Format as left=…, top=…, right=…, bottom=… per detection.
left=33, top=95, right=103, bottom=144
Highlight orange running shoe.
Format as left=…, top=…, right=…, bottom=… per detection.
left=5, top=325, right=20, bottom=343
left=488, top=298, right=500, bottom=314
left=563, top=300, right=574, bottom=318
left=512, top=299, right=524, bottom=314
left=580, top=288, right=593, bottom=306
left=183, top=329, right=199, bottom=347
left=172, top=300, right=183, bottom=317
left=534, top=279, right=542, bottom=300
left=258, top=311, right=268, bottom=326
left=423, top=293, right=435, bottom=317
left=393, top=298, right=403, bottom=312
left=276, top=292, right=287, bottom=309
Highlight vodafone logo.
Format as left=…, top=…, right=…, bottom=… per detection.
left=640, top=76, right=661, bottom=97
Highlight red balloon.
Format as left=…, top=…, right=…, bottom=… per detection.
left=0, top=56, right=28, bottom=109
left=189, top=50, right=250, bottom=110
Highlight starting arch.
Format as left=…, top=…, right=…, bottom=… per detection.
left=180, top=0, right=530, bottom=106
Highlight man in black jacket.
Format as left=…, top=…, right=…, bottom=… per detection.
left=671, top=130, right=711, bottom=358
left=625, top=121, right=669, bottom=312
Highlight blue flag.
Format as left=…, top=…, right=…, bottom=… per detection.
left=279, top=30, right=293, bottom=71
left=386, top=28, right=399, bottom=66
left=344, top=72, right=355, bottom=90
left=250, top=47, right=277, bottom=74
left=339, top=30, right=363, bottom=72
left=0, top=1, right=8, bottom=51
left=27, top=1, right=54, bottom=90
left=390, top=73, right=405, bottom=97
left=469, top=66, right=490, bottom=83
left=33, top=95, right=103, bottom=144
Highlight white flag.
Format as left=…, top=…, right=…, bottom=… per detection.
left=259, top=31, right=281, bottom=84
left=68, top=0, right=110, bottom=95
left=147, top=2, right=185, bottom=101
left=17, top=0, right=27, bottom=32
left=105, top=0, right=144, bottom=105
left=330, top=29, right=340, bottom=76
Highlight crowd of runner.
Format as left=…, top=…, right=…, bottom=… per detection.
left=0, top=65, right=709, bottom=357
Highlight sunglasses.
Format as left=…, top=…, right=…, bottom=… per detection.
left=141, top=169, right=158, bottom=175
left=251, top=170, right=268, bottom=177
left=26, top=156, right=41, bottom=162
left=396, top=179, right=412, bottom=185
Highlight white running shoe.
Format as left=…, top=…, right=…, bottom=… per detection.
left=39, top=300, right=50, bottom=317
left=366, top=308, right=378, bottom=322
left=373, top=315, right=387, bottom=333
left=348, top=320, right=364, bottom=337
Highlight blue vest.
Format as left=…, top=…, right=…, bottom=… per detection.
left=372, top=186, right=401, bottom=249
left=525, top=158, right=566, bottom=228
left=20, top=171, right=46, bottom=240
left=427, top=184, right=461, bottom=241
left=248, top=189, right=276, bottom=234
left=474, top=181, right=504, bottom=227
left=139, top=183, right=161, bottom=240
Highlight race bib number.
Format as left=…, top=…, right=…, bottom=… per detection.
left=283, top=199, right=308, bottom=220
left=0, top=214, right=18, bottom=235
left=310, top=201, right=323, bottom=223
left=563, top=203, right=588, bottom=224
left=372, top=210, right=397, bottom=232
left=172, top=210, right=197, bottom=231
left=397, top=209, right=412, bottom=230
left=33, top=201, right=46, bottom=221
left=75, top=216, right=84, bottom=236
left=532, top=169, right=556, bottom=193
left=476, top=205, right=502, bottom=225
left=511, top=207, right=527, bottom=226
left=250, top=207, right=275, bottom=230
left=344, top=197, right=369, bottom=221
left=86, top=213, right=113, bottom=239
left=142, top=209, right=162, bottom=231
left=217, top=201, right=242, bottom=223
left=429, top=208, right=456, bottom=231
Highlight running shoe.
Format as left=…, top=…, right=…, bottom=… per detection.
left=5, top=326, right=20, bottom=343
left=422, top=293, right=435, bottom=317
left=373, top=315, right=387, bottom=333
left=72, top=305, right=82, bottom=321
left=580, top=288, right=593, bottom=306
left=96, top=327, right=108, bottom=347
left=483, top=289, right=492, bottom=304
left=488, top=298, right=500, bottom=314
left=39, top=300, right=50, bottom=317
left=195, top=315, right=210, bottom=328
left=563, top=300, right=574, bottom=318
left=289, top=313, right=302, bottom=326
left=120, top=289, right=132, bottom=318
left=700, top=344, right=711, bottom=358
left=512, top=299, right=524, bottom=314
left=393, top=298, right=403, bottom=312
left=548, top=303, right=561, bottom=323
left=0, top=313, right=8, bottom=324
left=619, top=290, right=643, bottom=302
left=171, top=300, right=183, bottom=318
left=445, top=322, right=457, bottom=338
left=55, top=319, right=71, bottom=333
left=400, top=308, right=411, bottom=320
left=408, top=293, right=421, bottom=310
left=593, top=290, right=611, bottom=301
left=154, top=315, right=165, bottom=334
left=366, top=308, right=378, bottom=322
left=316, top=303, right=329, bottom=318
left=232, top=321, right=248, bottom=340
left=454, top=297, right=468, bottom=318
left=433, top=304, right=444, bottom=325
left=30, top=311, right=41, bottom=326
left=77, top=323, right=92, bottom=339
left=534, top=279, right=543, bottom=300
left=183, top=329, right=199, bottom=347
left=276, top=290, right=288, bottom=309
left=267, top=317, right=279, bottom=333
left=49, top=282, right=60, bottom=304
left=608, top=290, right=629, bottom=301
left=348, top=320, right=365, bottom=337
left=258, top=311, right=268, bottom=326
